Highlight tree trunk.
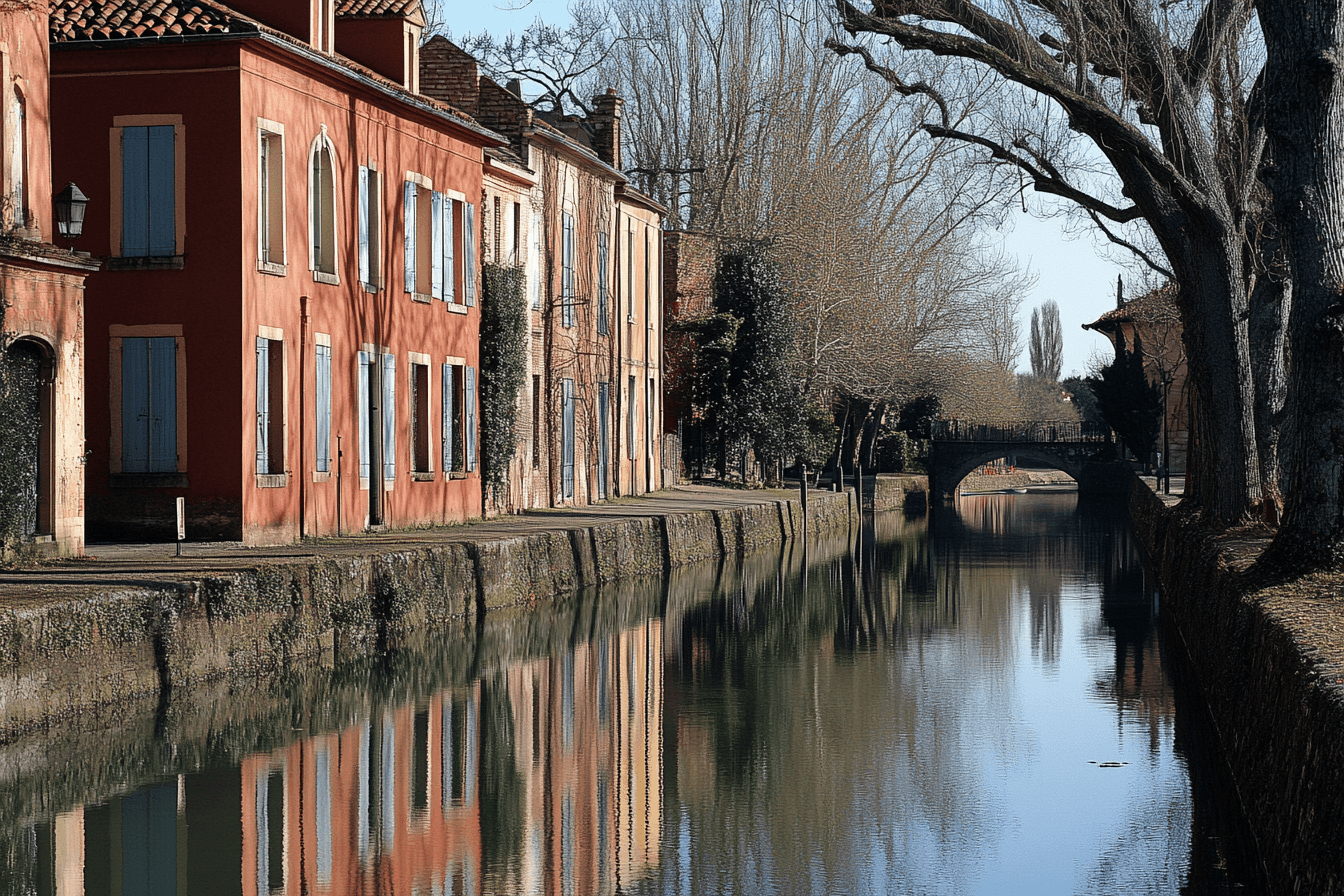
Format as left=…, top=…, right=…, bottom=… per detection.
left=1249, top=255, right=1289, bottom=501
left=1260, top=1, right=1344, bottom=570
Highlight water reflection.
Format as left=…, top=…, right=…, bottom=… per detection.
left=2, top=496, right=1259, bottom=895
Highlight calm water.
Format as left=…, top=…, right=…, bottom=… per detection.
left=2, top=493, right=1263, bottom=895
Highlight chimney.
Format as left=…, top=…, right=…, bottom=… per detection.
left=590, top=88, right=624, bottom=170
left=1116, top=274, right=1124, bottom=309
left=506, top=78, right=523, bottom=98
left=418, top=36, right=479, bottom=116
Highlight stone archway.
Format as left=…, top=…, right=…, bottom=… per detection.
left=928, top=438, right=1123, bottom=501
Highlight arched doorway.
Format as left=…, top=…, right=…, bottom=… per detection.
left=2, top=338, right=53, bottom=541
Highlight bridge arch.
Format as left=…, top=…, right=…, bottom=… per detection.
left=926, top=422, right=1123, bottom=501
left=940, top=447, right=1084, bottom=495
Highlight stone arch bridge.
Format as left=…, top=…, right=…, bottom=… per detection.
left=928, top=421, right=1127, bottom=500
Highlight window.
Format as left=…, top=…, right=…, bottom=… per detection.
left=8, top=88, right=25, bottom=229
left=627, top=374, right=637, bottom=460
left=256, top=335, right=285, bottom=482
left=440, top=362, right=475, bottom=473
left=357, top=351, right=395, bottom=483
left=561, top=211, right=575, bottom=328
left=122, top=125, right=175, bottom=257
left=405, top=182, right=476, bottom=306
left=120, top=336, right=178, bottom=472
left=597, top=231, right=609, bottom=336
left=512, top=202, right=521, bottom=265
left=597, top=381, right=609, bottom=499
left=358, top=165, right=382, bottom=290
left=492, top=196, right=501, bottom=263
left=410, top=359, right=430, bottom=475
left=561, top=377, right=575, bottom=499
left=258, top=125, right=285, bottom=270
left=310, top=133, right=337, bottom=279
left=530, top=212, right=542, bottom=309
left=316, top=340, right=331, bottom=473
left=531, top=374, right=541, bottom=469
left=626, top=225, right=635, bottom=322
left=644, top=228, right=652, bottom=326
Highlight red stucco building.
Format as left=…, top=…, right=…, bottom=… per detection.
left=49, top=0, right=498, bottom=542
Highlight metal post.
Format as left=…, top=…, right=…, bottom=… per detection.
left=800, top=461, right=808, bottom=543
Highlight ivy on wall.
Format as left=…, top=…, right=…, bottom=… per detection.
left=479, top=263, right=529, bottom=498
left=0, top=293, right=41, bottom=552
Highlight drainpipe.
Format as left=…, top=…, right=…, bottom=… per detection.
left=300, top=294, right=310, bottom=537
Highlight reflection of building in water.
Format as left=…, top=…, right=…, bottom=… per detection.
left=25, top=620, right=663, bottom=895
left=499, top=620, right=664, bottom=896
left=238, top=683, right=483, bottom=896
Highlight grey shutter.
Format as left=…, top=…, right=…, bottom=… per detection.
left=357, top=352, right=370, bottom=479
left=404, top=181, right=416, bottom=293
left=464, top=202, right=476, bottom=307
left=597, top=232, right=609, bottom=335
left=121, top=337, right=150, bottom=471
left=316, top=344, right=331, bottom=473
left=562, top=378, right=575, bottom=498
left=628, top=375, right=637, bottom=459
left=121, top=127, right=149, bottom=257
left=358, top=166, right=370, bottom=285
left=465, top=365, right=477, bottom=471
left=431, top=191, right=444, bottom=300
left=561, top=213, right=574, bottom=327
left=147, top=125, right=175, bottom=257
left=382, top=353, right=396, bottom=481
left=256, top=337, right=269, bottom=474
left=448, top=365, right=459, bottom=475
left=445, top=196, right=456, bottom=304
left=597, top=382, right=609, bottom=499
left=148, top=337, right=177, bottom=472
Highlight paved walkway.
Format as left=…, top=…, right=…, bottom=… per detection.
left=0, top=486, right=797, bottom=607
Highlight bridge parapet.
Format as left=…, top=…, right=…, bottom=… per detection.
left=932, top=420, right=1112, bottom=444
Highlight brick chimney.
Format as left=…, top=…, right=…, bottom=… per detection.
left=590, top=88, right=623, bottom=169
left=419, top=36, right=479, bottom=116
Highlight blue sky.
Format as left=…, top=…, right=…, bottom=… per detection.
left=446, top=0, right=1124, bottom=379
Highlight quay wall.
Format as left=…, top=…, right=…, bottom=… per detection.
left=0, top=490, right=857, bottom=743
left=1128, top=479, right=1344, bottom=896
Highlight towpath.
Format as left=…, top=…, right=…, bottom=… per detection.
left=0, top=485, right=797, bottom=607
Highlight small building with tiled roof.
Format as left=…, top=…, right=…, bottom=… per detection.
left=1084, top=282, right=1190, bottom=474
left=48, top=0, right=502, bottom=542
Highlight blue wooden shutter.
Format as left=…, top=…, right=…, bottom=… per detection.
left=404, top=181, right=416, bottom=293
left=121, top=128, right=149, bottom=257
left=597, top=232, right=609, bottom=335
left=316, top=344, right=331, bottom=473
left=448, top=365, right=459, bottom=475
left=465, top=365, right=477, bottom=471
left=444, top=196, right=456, bottom=304
left=147, top=126, right=175, bottom=257
left=430, top=191, right=444, bottom=300
left=382, top=353, right=396, bottom=481
left=358, top=166, right=370, bottom=285
left=148, top=337, right=177, bottom=472
left=121, top=337, right=150, bottom=471
left=464, top=202, right=476, bottom=307
left=357, top=352, right=371, bottom=479
left=256, top=337, right=269, bottom=474
left=562, top=378, right=574, bottom=498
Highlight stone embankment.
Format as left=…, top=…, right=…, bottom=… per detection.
left=0, top=487, right=858, bottom=743
left=1128, top=478, right=1344, bottom=896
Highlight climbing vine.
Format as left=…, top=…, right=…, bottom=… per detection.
left=0, top=291, right=40, bottom=553
left=479, top=263, right=529, bottom=496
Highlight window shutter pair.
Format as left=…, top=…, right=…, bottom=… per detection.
left=122, top=125, right=175, bottom=258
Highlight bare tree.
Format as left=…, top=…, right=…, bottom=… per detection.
left=1028, top=300, right=1062, bottom=382
left=827, top=0, right=1272, bottom=525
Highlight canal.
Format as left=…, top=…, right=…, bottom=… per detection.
left=2, top=493, right=1264, bottom=894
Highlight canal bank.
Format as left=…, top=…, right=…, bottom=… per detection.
left=1129, top=478, right=1344, bottom=896
left=0, top=486, right=859, bottom=743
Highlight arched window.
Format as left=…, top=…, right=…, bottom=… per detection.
left=309, top=132, right=337, bottom=279
left=8, top=87, right=26, bottom=229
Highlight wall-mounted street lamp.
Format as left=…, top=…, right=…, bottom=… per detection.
left=54, top=183, right=88, bottom=242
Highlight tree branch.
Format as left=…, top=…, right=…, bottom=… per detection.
left=1085, top=207, right=1174, bottom=278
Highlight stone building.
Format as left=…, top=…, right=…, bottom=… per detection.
left=0, top=0, right=99, bottom=556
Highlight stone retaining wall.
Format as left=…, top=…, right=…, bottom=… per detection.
left=0, top=491, right=856, bottom=742
left=1128, top=478, right=1344, bottom=896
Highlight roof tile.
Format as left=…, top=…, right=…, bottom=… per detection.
left=51, top=0, right=235, bottom=41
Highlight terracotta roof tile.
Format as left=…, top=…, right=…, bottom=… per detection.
left=335, top=0, right=419, bottom=17
left=51, top=0, right=236, bottom=41
left=1085, top=283, right=1181, bottom=330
